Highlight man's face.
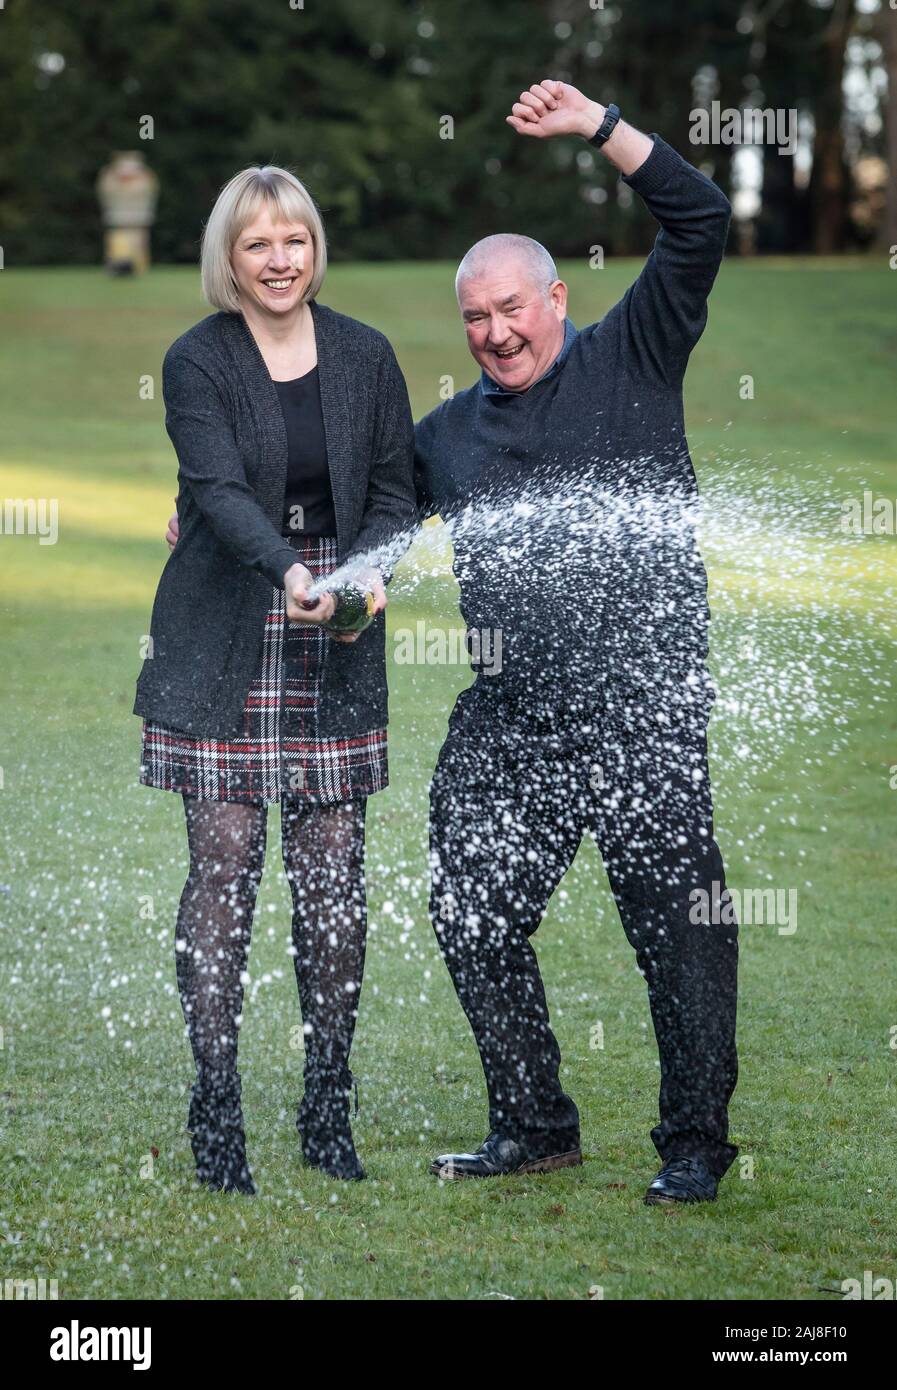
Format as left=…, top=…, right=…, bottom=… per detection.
left=458, top=259, right=567, bottom=392
left=231, top=206, right=314, bottom=317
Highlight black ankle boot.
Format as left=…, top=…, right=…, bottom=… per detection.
left=297, top=1067, right=365, bottom=1181
left=187, top=1069, right=256, bottom=1195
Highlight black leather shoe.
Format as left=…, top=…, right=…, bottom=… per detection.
left=429, top=1131, right=582, bottom=1180
left=644, top=1156, right=718, bottom=1205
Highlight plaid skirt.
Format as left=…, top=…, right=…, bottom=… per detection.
left=140, top=535, right=388, bottom=805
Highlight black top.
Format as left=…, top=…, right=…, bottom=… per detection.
left=274, top=365, right=337, bottom=536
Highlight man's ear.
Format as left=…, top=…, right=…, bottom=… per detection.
left=550, top=279, right=568, bottom=318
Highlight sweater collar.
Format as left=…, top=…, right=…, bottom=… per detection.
left=479, top=316, right=577, bottom=397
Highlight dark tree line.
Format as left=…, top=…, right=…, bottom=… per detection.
left=0, top=0, right=892, bottom=265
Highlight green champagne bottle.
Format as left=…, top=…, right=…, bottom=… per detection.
left=303, top=584, right=375, bottom=635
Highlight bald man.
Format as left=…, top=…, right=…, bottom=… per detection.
left=418, top=81, right=739, bottom=1204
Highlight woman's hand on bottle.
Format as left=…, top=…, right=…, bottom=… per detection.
left=357, top=566, right=387, bottom=616
left=284, top=563, right=336, bottom=625
left=328, top=566, right=386, bottom=644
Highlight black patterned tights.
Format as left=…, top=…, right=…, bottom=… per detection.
left=176, top=794, right=367, bottom=1095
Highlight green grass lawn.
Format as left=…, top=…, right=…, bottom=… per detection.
left=0, top=261, right=895, bottom=1300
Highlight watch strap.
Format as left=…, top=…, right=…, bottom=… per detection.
left=589, top=102, right=621, bottom=149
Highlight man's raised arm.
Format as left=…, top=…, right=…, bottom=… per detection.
left=508, top=79, right=732, bottom=387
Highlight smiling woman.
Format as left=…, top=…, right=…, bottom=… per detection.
left=132, top=163, right=417, bottom=1194
left=200, top=166, right=327, bottom=316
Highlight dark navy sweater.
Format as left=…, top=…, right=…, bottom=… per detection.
left=413, top=134, right=731, bottom=731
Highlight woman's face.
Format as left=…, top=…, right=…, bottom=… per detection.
left=231, top=205, right=314, bottom=317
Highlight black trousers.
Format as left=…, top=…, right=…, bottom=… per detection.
left=427, top=673, right=739, bottom=1180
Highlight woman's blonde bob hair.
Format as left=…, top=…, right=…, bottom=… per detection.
left=200, top=165, right=328, bottom=314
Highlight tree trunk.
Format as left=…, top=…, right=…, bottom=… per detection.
left=810, top=0, right=854, bottom=254
left=883, top=2, right=897, bottom=253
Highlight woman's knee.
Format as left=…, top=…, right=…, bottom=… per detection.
left=187, top=847, right=264, bottom=900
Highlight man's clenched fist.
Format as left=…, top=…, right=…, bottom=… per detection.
left=506, top=79, right=606, bottom=142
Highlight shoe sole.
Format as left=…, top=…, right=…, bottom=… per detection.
left=430, top=1149, right=583, bottom=1180
left=644, top=1190, right=716, bottom=1205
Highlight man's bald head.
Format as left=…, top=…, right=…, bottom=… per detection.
left=455, top=234, right=558, bottom=302
left=454, top=233, right=568, bottom=393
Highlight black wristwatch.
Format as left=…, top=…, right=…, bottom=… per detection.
left=589, top=102, right=621, bottom=149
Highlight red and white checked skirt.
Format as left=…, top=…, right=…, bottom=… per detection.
left=140, top=535, right=387, bottom=805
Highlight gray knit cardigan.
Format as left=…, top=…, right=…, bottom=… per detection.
left=133, top=300, right=417, bottom=739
